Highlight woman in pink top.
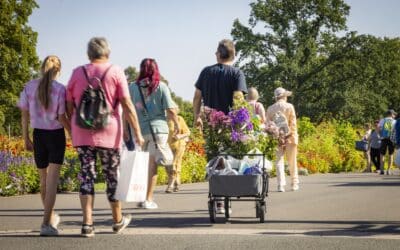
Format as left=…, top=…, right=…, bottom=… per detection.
left=18, top=55, right=71, bottom=236
left=66, top=37, right=144, bottom=237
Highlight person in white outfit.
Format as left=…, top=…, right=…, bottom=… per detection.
left=266, top=87, right=299, bottom=192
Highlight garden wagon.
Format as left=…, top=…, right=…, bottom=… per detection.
left=207, top=153, right=269, bottom=223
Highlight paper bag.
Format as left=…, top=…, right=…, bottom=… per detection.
left=115, top=148, right=149, bottom=202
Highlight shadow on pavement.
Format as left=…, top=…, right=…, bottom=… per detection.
left=333, top=182, right=400, bottom=187
left=301, top=224, right=400, bottom=237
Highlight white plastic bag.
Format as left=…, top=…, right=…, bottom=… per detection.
left=206, top=156, right=238, bottom=178
left=395, top=149, right=400, bottom=167
left=244, top=148, right=273, bottom=172
left=115, top=147, right=149, bottom=202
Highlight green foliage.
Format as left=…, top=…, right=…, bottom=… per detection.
left=0, top=163, right=39, bottom=196
left=171, top=92, right=193, bottom=126
left=58, top=152, right=80, bottom=192
left=298, top=117, right=316, bottom=140
left=0, top=0, right=40, bottom=135
left=0, top=116, right=371, bottom=197
left=124, top=66, right=139, bottom=83
left=298, top=119, right=364, bottom=173
left=157, top=151, right=207, bottom=185
left=232, top=0, right=400, bottom=125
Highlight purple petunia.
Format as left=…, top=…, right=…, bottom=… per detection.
left=229, top=108, right=250, bottom=126
left=231, top=130, right=241, bottom=142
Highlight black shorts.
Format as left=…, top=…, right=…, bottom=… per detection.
left=33, top=128, right=66, bottom=168
left=380, top=138, right=394, bottom=155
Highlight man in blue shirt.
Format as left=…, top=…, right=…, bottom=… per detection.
left=193, top=39, right=247, bottom=130
left=192, top=39, right=247, bottom=214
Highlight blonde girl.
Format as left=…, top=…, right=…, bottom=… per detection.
left=18, top=55, right=70, bottom=236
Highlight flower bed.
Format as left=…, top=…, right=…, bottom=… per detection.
left=0, top=116, right=368, bottom=196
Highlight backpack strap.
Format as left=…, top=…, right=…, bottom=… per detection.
left=81, top=66, right=112, bottom=87
left=80, top=65, right=118, bottom=110
left=137, top=84, right=159, bottom=149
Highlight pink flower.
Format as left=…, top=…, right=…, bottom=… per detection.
left=265, top=121, right=280, bottom=138
left=209, top=109, right=227, bottom=128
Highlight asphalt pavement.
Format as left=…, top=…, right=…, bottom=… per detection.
left=0, top=171, right=399, bottom=250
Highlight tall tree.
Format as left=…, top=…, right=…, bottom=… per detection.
left=231, top=0, right=352, bottom=120
left=124, top=66, right=138, bottom=83
left=232, top=0, right=400, bottom=124
left=0, top=0, right=39, bottom=134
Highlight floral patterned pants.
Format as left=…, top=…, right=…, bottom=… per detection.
left=77, top=146, right=120, bottom=202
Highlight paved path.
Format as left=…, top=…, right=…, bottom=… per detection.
left=0, top=172, right=399, bottom=249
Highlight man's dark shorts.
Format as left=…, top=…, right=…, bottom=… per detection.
left=380, top=138, right=394, bottom=155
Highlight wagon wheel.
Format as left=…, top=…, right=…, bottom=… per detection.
left=259, top=201, right=266, bottom=223
left=224, top=197, right=230, bottom=219
left=208, top=200, right=216, bottom=223
left=256, top=201, right=260, bottom=218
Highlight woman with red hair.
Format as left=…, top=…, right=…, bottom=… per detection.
left=128, top=58, right=180, bottom=209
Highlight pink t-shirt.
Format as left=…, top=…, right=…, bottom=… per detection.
left=66, top=63, right=130, bottom=149
left=17, top=79, right=66, bottom=130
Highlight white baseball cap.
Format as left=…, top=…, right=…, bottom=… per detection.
left=274, top=87, right=292, bottom=98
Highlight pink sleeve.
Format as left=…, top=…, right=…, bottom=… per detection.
left=66, top=69, right=76, bottom=103
left=17, top=86, right=29, bottom=110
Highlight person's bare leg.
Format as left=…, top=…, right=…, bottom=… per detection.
left=388, top=154, right=393, bottom=174
left=166, top=166, right=174, bottom=189
left=174, top=145, right=185, bottom=188
left=110, top=201, right=122, bottom=223
left=80, top=195, right=94, bottom=225
left=146, top=156, right=158, bottom=201
left=38, top=168, right=47, bottom=206
left=42, top=163, right=61, bottom=225
left=380, top=154, right=385, bottom=174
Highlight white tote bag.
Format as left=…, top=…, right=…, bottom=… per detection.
left=115, top=147, right=149, bottom=202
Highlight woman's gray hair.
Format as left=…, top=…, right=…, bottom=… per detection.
left=87, top=37, right=110, bottom=60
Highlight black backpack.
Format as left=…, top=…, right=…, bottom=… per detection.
left=75, top=66, right=115, bottom=130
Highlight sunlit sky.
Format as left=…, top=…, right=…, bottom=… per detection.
left=29, top=0, right=400, bottom=101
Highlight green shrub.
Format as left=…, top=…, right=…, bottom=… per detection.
left=1, top=118, right=369, bottom=197
left=298, top=119, right=364, bottom=173
left=58, top=154, right=80, bottom=192
left=157, top=150, right=207, bottom=185
left=0, top=164, right=39, bottom=196
left=298, top=117, right=316, bottom=140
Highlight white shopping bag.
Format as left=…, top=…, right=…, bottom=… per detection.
left=244, top=148, right=273, bottom=172
left=115, top=147, right=149, bottom=202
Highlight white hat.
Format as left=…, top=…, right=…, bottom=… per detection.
left=274, top=87, right=292, bottom=98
